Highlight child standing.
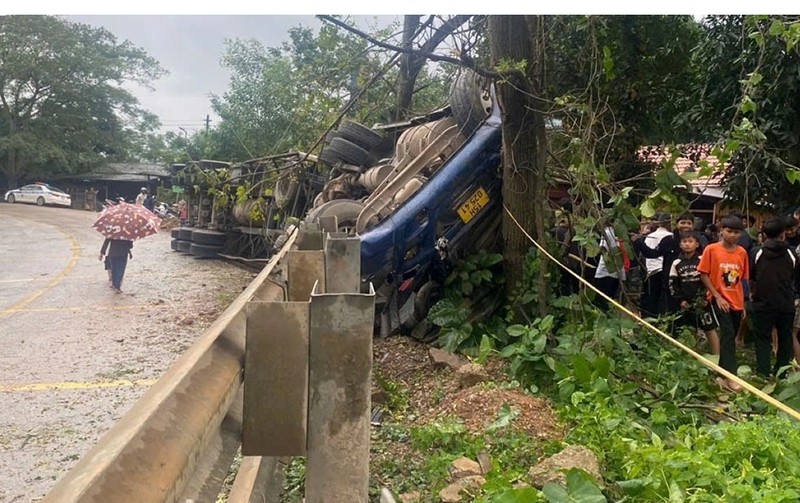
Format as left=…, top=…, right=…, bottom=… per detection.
left=698, top=216, right=749, bottom=392
left=668, top=230, right=720, bottom=354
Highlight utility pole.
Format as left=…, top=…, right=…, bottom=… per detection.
left=204, top=114, right=212, bottom=134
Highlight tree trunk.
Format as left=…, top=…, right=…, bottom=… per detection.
left=488, top=15, right=550, bottom=318
left=395, top=15, right=422, bottom=120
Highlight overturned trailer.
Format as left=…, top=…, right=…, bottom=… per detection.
left=172, top=70, right=502, bottom=337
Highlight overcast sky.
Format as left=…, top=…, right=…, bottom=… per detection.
left=64, top=15, right=399, bottom=136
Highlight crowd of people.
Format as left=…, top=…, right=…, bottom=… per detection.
left=552, top=201, right=800, bottom=392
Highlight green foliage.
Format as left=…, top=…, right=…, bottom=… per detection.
left=542, top=469, right=607, bottom=502
left=428, top=250, right=505, bottom=352
left=0, top=15, right=166, bottom=186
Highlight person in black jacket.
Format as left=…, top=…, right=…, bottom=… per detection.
left=668, top=230, right=720, bottom=354
left=99, top=238, right=134, bottom=294
left=749, top=218, right=800, bottom=378
left=635, top=211, right=707, bottom=315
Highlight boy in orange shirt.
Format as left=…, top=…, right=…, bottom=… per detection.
left=698, top=215, right=749, bottom=392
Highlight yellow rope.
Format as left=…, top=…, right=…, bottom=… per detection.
left=503, top=204, right=800, bottom=421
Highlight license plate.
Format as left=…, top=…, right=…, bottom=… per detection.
left=457, top=187, right=490, bottom=224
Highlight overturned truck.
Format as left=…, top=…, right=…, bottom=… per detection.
left=173, top=70, right=503, bottom=338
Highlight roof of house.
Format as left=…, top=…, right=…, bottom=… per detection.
left=638, top=144, right=728, bottom=199
left=58, top=162, right=171, bottom=182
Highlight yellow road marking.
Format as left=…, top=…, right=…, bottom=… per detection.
left=0, top=304, right=158, bottom=314
left=0, top=274, right=98, bottom=284
left=0, top=379, right=158, bottom=392
left=0, top=220, right=81, bottom=321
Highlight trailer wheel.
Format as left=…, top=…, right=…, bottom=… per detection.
left=178, top=227, right=194, bottom=241
left=337, top=120, right=383, bottom=150
left=191, top=229, right=227, bottom=246
left=324, top=137, right=374, bottom=168
left=190, top=243, right=223, bottom=259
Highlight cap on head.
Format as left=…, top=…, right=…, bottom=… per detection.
left=656, top=213, right=671, bottom=224
left=677, top=211, right=694, bottom=223
left=141, top=187, right=148, bottom=192
left=719, top=215, right=744, bottom=231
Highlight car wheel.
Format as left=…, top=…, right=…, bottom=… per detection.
left=337, top=120, right=383, bottom=150
left=322, top=138, right=374, bottom=168
left=190, top=243, right=223, bottom=259
left=36, top=197, right=45, bottom=206
left=449, top=68, right=492, bottom=137
left=7, top=194, right=14, bottom=204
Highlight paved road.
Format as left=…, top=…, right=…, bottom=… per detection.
left=0, top=203, right=255, bottom=502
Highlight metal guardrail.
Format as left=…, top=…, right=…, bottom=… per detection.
left=43, top=228, right=298, bottom=503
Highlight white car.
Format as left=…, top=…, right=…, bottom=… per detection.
left=4, top=183, right=72, bottom=207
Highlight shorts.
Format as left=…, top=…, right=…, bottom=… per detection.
left=675, top=303, right=719, bottom=333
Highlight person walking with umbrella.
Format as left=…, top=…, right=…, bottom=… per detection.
left=99, top=239, right=133, bottom=293
left=92, top=201, right=162, bottom=293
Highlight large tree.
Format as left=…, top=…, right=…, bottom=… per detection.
left=0, top=15, right=165, bottom=188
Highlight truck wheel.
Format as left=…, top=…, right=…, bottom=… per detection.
left=170, top=229, right=181, bottom=239
left=338, top=120, right=383, bottom=150
left=177, top=240, right=192, bottom=253
left=190, top=243, right=223, bottom=259
left=171, top=239, right=180, bottom=251
left=306, top=199, right=366, bottom=234
left=324, top=137, right=374, bottom=168
left=449, top=68, right=491, bottom=137
left=191, top=229, right=227, bottom=246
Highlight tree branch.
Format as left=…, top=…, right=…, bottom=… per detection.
left=317, top=15, right=510, bottom=80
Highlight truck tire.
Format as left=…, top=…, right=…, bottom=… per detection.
left=171, top=239, right=180, bottom=251
left=449, top=68, right=491, bottom=137
left=191, top=229, right=227, bottom=246
left=338, top=120, right=383, bottom=150
left=306, top=199, right=366, bottom=233
left=324, top=137, right=374, bottom=168
left=190, top=243, right=223, bottom=259
left=177, top=240, right=192, bottom=253
left=170, top=229, right=181, bottom=239
left=178, top=227, right=194, bottom=241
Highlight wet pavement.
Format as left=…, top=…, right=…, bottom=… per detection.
left=0, top=203, right=256, bottom=502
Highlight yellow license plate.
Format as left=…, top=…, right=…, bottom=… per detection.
left=457, top=187, right=490, bottom=224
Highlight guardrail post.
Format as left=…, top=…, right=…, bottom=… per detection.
left=243, top=301, right=309, bottom=456
left=324, top=234, right=361, bottom=294
left=305, top=232, right=374, bottom=503
left=287, top=251, right=325, bottom=301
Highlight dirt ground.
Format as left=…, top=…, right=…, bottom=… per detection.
left=0, top=204, right=256, bottom=502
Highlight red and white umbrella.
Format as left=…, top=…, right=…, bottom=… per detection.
left=92, top=202, right=162, bottom=241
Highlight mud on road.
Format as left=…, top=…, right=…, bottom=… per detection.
left=0, top=203, right=256, bottom=502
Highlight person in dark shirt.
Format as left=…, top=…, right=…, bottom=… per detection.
left=668, top=230, right=719, bottom=354
left=749, top=218, right=800, bottom=378
left=99, top=239, right=133, bottom=294
left=635, top=211, right=707, bottom=314
left=143, top=192, right=156, bottom=212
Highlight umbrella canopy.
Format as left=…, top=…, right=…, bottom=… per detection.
left=92, top=202, right=162, bottom=241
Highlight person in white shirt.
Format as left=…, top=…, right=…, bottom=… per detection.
left=594, top=222, right=626, bottom=309
left=639, top=213, right=672, bottom=316
left=135, top=187, right=148, bottom=205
